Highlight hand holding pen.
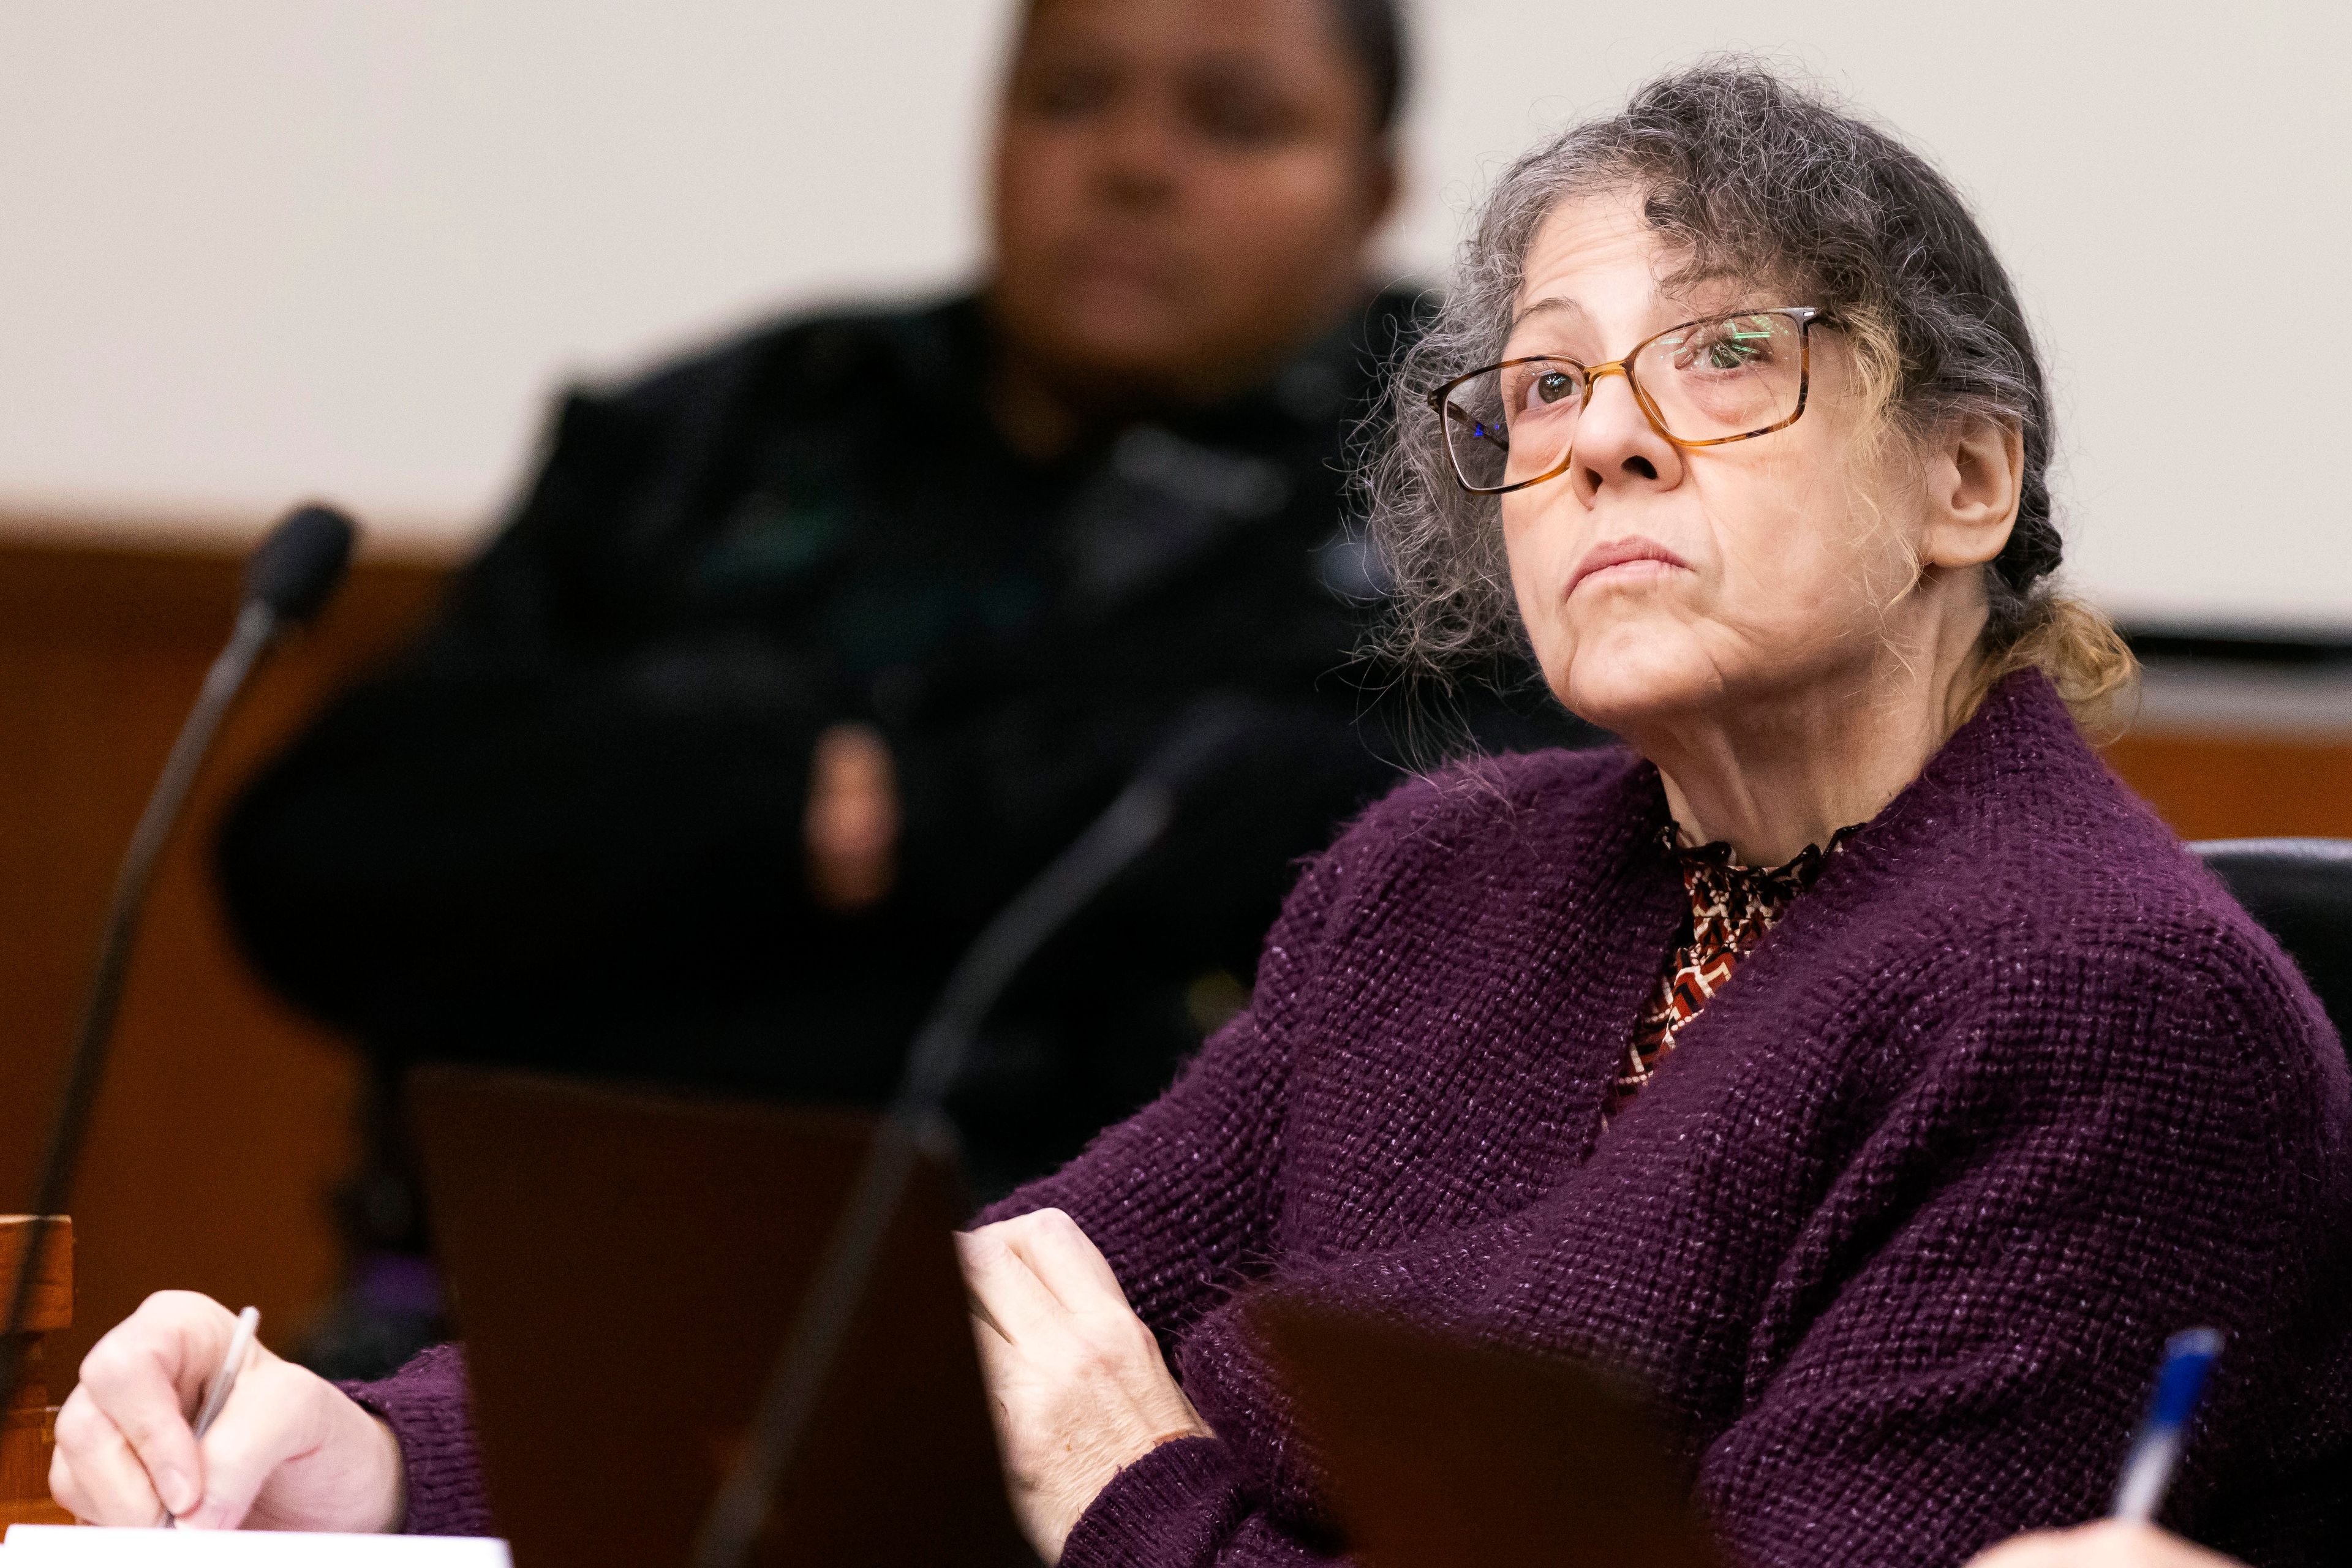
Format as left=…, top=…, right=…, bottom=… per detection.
left=47, top=1291, right=406, bottom=1531
left=161, top=1305, right=259, bottom=1528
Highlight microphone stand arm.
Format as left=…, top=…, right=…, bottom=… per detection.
left=0, top=601, right=281, bottom=1412
left=691, top=778, right=1179, bottom=1568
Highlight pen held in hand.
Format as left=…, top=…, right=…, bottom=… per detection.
left=160, top=1305, right=260, bottom=1529
left=2111, top=1325, right=2224, bottom=1525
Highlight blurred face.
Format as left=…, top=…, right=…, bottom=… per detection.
left=1497, top=190, right=1939, bottom=737
left=990, top=0, right=1396, bottom=402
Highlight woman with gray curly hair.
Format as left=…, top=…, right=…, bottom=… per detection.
left=40, top=58, right=2350, bottom=1568
left=949, top=62, right=2349, bottom=1566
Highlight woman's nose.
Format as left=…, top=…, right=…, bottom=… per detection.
left=1570, top=370, right=1683, bottom=505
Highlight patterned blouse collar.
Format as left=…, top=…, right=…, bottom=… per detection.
left=1659, top=820, right=1861, bottom=913
left=1607, top=820, right=1862, bottom=1117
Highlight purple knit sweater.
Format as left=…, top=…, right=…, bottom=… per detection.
left=349, top=674, right=2352, bottom=1565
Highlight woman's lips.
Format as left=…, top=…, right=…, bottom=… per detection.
left=1058, top=232, right=1187, bottom=298
left=1569, top=536, right=1692, bottom=597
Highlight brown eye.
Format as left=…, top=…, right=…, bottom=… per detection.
left=1186, top=72, right=1305, bottom=148
left=1702, top=336, right=1770, bottom=369
left=1534, top=371, right=1577, bottom=405
left=1019, top=61, right=1117, bottom=122
left=1676, top=318, right=1779, bottom=372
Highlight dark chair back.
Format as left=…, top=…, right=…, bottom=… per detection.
left=2191, top=839, right=2352, bottom=1047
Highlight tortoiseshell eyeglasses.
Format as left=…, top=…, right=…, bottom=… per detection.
left=1425, top=306, right=1828, bottom=496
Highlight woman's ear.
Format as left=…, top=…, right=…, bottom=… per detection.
left=1922, top=415, right=2024, bottom=569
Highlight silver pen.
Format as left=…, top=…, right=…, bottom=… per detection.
left=160, top=1305, right=260, bottom=1529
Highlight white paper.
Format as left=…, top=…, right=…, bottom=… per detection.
left=1, top=1526, right=510, bottom=1567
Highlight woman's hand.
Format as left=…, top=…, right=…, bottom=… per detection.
left=1967, top=1521, right=2244, bottom=1568
left=958, top=1209, right=1212, bottom=1563
left=49, top=1291, right=405, bottom=1532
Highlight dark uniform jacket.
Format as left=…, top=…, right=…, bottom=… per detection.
left=219, top=290, right=1580, bottom=1196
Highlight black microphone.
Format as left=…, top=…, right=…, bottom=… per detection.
left=693, top=697, right=1273, bottom=1568
left=246, top=503, right=358, bottom=624
left=0, top=503, right=359, bottom=1412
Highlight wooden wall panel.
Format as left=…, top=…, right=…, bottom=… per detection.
left=0, top=537, right=446, bottom=1375
left=2105, top=733, right=2352, bottom=842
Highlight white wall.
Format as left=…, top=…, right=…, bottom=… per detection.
left=2, top=2, right=2346, bottom=624
left=0, top=1, right=1016, bottom=551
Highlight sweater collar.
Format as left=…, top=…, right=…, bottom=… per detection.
left=1647, top=668, right=2079, bottom=858
left=1605, top=668, right=2089, bottom=931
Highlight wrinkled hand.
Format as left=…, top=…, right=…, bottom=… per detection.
left=1966, top=1522, right=2243, bottom=1568
left=804, top=722, right=900, bottom=912
left=958, top=1209, right=1212, bottom=1563
left=50, top=1291, right=405, bottom=1532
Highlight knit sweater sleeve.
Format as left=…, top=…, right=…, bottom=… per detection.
left=975, top=824, right=1351, bottom=1338
left=974, top=816, right=1373, bottom=1568
left=1055, top=1439, right=1338, bottom=1568
left=1695, top=931, right=2351, bottom=1568
left=340, top=1343, right=496, bottom=1536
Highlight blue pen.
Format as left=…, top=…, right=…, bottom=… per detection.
left=2111, top=1327, right=2225, bottom=1524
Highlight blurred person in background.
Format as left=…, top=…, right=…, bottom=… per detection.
left=217, top=0, right=1577, bottom=1373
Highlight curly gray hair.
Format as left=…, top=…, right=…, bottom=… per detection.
left=1361, top=59, right=2125, bottom=714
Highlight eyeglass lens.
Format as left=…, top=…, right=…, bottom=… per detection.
left=1439, top=312, right=1807, bottom=490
